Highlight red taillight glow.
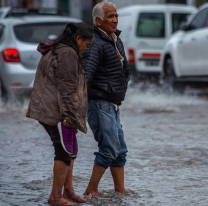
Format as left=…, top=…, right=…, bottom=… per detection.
left=128, top=49, right=135, bottom=63
left=12, top=83, right=22, bottom=87
left=142, top=53, right=161, bottom=58
left=1, top=48, right=20, bottom=62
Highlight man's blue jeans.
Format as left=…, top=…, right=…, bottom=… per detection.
left=87, top=100, right=128, bottom=169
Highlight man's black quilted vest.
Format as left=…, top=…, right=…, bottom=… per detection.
left=82, top=26, right=130, bottom=105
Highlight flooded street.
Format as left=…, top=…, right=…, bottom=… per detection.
left=1, top=85, right=208, bottom=206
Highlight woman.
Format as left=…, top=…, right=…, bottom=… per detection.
left=26, top=23, right=93, bottom=206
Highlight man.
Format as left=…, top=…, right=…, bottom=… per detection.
left=82, top=1, right=130, bottom=196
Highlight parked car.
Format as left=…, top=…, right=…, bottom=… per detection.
left=117, top=4, right=197, bottom=77
left=0, top=16, right=80, bottom=98
left=161, top=3, right=208, bottom=87
left=0, top=7, right=66, bottom=19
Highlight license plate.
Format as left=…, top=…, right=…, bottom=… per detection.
left=145, top=61, right=159, bottom=66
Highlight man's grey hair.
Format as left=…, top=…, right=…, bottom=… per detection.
left=92, top=1, right=116, bottom=26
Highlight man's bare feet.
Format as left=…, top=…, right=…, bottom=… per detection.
left=63, top=188, right=87, bottom=203
left=48, top=196, right=74, bottom=205
left=83, top=190, right=101, bottom=197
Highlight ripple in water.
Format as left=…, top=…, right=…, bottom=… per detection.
left=22, top=176, right=53, bottom=191
left=85, top=189, right=142, bottom=206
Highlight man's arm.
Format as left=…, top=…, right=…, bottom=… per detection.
left=119, top=39, right=131, bottom=83
left=82, top=42, right=103, bottom=88
left=55, top=50, right=79, bottom=129
left=123, top=57, right=131, bottom=83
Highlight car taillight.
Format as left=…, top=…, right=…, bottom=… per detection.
left=1, top=48, right=20, bottom=62
left=141, top=53, right=161, bottom=58
left=128, top=49, right=135, bottom=63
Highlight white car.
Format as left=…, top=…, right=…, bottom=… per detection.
left=162, top=3, right=208, bottom=85
left=0, top=16, right=80, bottom=99
left=117, top=4, right=197, bottom=77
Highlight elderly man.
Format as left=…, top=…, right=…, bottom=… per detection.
left=83, top=1, right=130, bottom=196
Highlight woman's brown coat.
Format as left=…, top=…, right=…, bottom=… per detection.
left=26, top=44, right=87, bottom=133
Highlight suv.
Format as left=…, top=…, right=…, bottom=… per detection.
left=162, top=3, right=208, bottom=85
left=0, top=16, right=80, bottom=98
left=117, top=4, right=197, bottom=77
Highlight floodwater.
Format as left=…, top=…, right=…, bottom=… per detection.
left=1, top=84, right=208, bottom=206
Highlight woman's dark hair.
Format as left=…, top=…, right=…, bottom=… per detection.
left=52, top=22, right=93, bottom=56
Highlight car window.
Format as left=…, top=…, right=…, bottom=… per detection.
left=137, top=13, right=165, bottom=38
left=13, top=22, right=68, bottom=43
left=172, top=13, right=190, bottom=33
left=189, top=8, right=208, bottom=30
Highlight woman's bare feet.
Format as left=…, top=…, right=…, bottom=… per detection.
left=48, top=196, right=74, bottom=205
left=63, top=188, right=87, bottom=203
left=83, top=190, right=101, bottom=197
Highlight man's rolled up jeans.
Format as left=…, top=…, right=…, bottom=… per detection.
left=87, top=100, right=128, bottom=169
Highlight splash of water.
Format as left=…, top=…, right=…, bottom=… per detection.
left=122, top=83, right=208, bottom=113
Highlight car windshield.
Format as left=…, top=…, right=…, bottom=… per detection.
left=13, top=22, right=68, bottom=43
left=137, top=13, right=165, bottom=38
left=172, top=13, right=190, bottom=33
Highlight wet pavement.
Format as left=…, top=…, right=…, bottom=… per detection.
left=1, top=84, right=208, bottom=206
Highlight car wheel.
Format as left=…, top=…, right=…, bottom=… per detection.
left=163, top=57, right=185, bottom=94
left=0, top=79, right=8, bottom=101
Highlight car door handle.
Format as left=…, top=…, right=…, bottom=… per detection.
left=191, top=38, right=196, bottom=41
left=178, top=40, right=183, bottom=44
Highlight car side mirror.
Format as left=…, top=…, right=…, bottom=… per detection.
left=179, top=22, right=189, bottom=31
